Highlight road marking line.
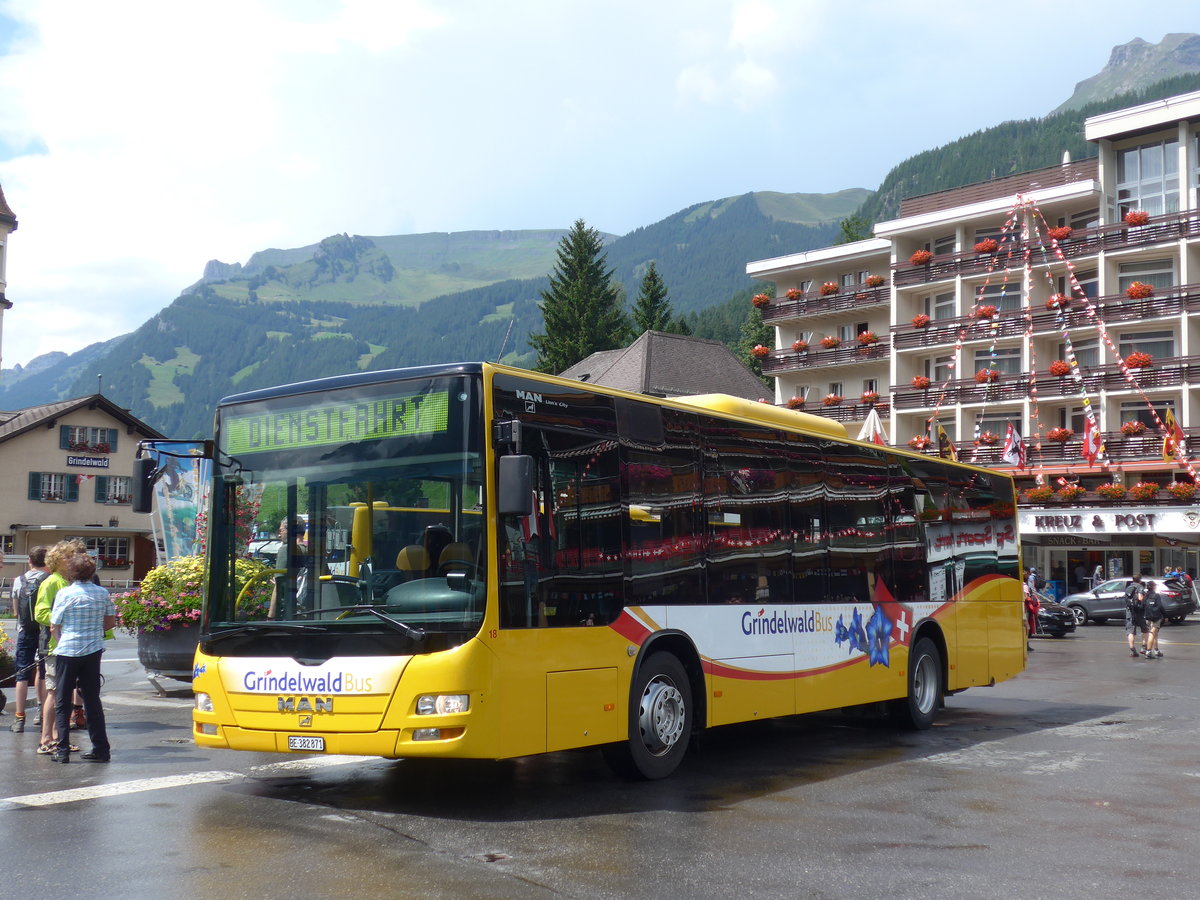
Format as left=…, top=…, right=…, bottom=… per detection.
left=1, top=755, right=364, bottom=808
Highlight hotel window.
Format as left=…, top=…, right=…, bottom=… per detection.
left=1059, top=269, right=1098, bottom=300
left=838, top=322, right=870, bottom=342
left=799, top=280, right=812, bottom=294
left=28, top=472, right=79, bottom=502
left=1119, top=400, right=1173, bottom=428
left=857, top=270, right=871, bottom=284
left=974, top=346, right=1022, bottom=376
left=1118, top=330, right=1174, bottom=359
left=828, top=382, right=843, bottom=398
left=862, top=378, right=878, bottom=395
left=1069, top=208, right=1100, bottom=231
left=1058, top=338, right=1099, bottom=369
left=926, top=355, right=955, bottom=383
left=976, top=412, right=1019, bottom=435
left=840, top=272, right=855, bottom=288
left=1118, top=258, right=1174, bottom=293
left=925, top=291, right=956, bottom=320
left=976, top=281, right=1022, bottom=311
left=1116, top=138, right=1179, bottom=217
left=932, top=235, right=955, bottom=256
left=1061, top=406, right=1089, bottom=433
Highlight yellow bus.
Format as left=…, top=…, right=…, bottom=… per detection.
left=151, top=362, right=1024, bottom=779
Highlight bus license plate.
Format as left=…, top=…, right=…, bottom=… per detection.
left=287, top=735, right=325, bottom=752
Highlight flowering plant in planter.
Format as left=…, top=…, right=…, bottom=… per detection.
left=785, top=287, right=802, bottom=301
left=1048, top=360, right=1071, bottom=376
left=909, top=249, right=933, bottom=265
left=1056, top=484, right=1087, bottom=502
left=974, top=305, right=999, bottom=319
left=975, top=368, right=1000, bottom=384
left=865, top=274, right=886, bottom=288
left=1125, top=281, right=1154, bottom=300
left=1124, top=351, right=1153, bottom=369
left=1047, top=225, right=1073, bottom=241
left=860, top=390, right=880, bottom=404
left=1128, top=481, right=1161, bottom=501
left=973, top=238, right=999, bottom=253
left=752, top=293, right=771, bottom=308
left=908, top=436, right=932, bottom=450
left=911, top=313, right=931, bottom=328
left=856, top=331, right=879, bottom=346
left=115, top=555, right=274, bottom=634
left=1168, top=482, right=1198, bottom=501
left=819, top=335, right=842, bottom=349
left=819, top=281, right=839, bottom=296
left=821, top=394, right=843, bottom=407
left=1046, top=426, right=1074, bottom=443
left=1124, top=209, right=1150, bottom=226
left=1046, top=293, right=1069, bottom=310
left=1022, top=486, right=1054, bottom=503
left=791, top=339, right=808, bottom=352
left=978, top=431, right=1000, bottom=445
left=786, top=396, right=806, bottom=410
left=1096, top=483, right=1126, bottom=500
left=911, top=375, right=931, bottom=389
left=751, top=344, right=771, bottom=358
left=1120, top=421, right=1147, bottom=436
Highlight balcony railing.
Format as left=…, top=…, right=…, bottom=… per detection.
left=760, top=338, right=891, bottom=374
left=760, top=285, right=889, bottom=323
left=891, top=210, right=1200, bottom=288
left=784, top=401, right=890, bottom=424
left=904, top=427, right=1200, bottom=467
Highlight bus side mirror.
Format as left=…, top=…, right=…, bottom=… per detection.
left=498, top=455, right=534, bottom=516
left=131, top=456, right=158, bottom=513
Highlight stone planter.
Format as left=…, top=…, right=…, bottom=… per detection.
left=137, top=624, right=198, bottom=682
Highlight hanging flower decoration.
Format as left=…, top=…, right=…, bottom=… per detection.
left=1124, top=351, right=1153, bottom=369
left=1046, top=293, right=1070, bottom=310
left=908, top=436, right=932, bottom=450
left=1128, top=481, right=1161, bottom=500
left=865, top=274, right=886, bottom=288
left=1168, top=482, right=1198, bottom=501
left=975, top=368, right=1000, bottom=384
left=786, top=396, right=806, bottom=410
left=911, top=313, right=931, bottom=329
left=1124, top=210, right=1150, bottom=226
left=860, top=389, right=879, bottom=404
left=1022, top=486, right=1054, bottom=503
left=1049, top=360, right=1071, bottom=376
left=1046, top=426, right=1074, bottom=443
left=909, top=249, right=933, bottom=265
left=1120, top=421, right=1147, bottom=436
left=973, top=238, right=999, bottom=253
left=1125, top=281, right=1154, bottom=300
left=751, top=344, right=770, bottom=358
left=785, top=287, right=802, bottom=301
left=1056, top=485, right=1087, bottom=502
left=911, top=375, right=931, bottom=389
left=974, top=305, right=999, bottom=319
left=752, top=293, right=771, bottom=308
left=1096, top=483, right=1126, bottom=500
left=821, top=393, right=843, bottom=407
left=791, top=339, right=808, bottom=352
left=979, top=431, right=1000, bottom=445
left=856, top=331, right=879, bottom=346
left=819, top=281, right=839, bottom=296
left=1047, top=225, right=1073, bottom=241
left=819, top=335, right=842, bottom=349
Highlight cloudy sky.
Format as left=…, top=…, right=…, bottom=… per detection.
left=0, top=1, right=1195, bottom=368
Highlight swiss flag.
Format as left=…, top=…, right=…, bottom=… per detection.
left=1081, top=416, right=1101, bottom=466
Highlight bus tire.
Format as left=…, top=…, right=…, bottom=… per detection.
left=890, top=637, right=941, bottom=730
left=603, top=652, right=692, bottom=780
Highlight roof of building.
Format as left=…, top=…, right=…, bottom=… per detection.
left=0, top=394, right=164, bottom=446
left=558, top=331, right=770, bottom=401
left=0, top=183, right=16, bottom=230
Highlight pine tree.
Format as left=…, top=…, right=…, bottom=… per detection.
left=835, top=215, right=871, bottom=244
left=737, top=305, right=774, bottom=390
left=529, top=219, right=631, bottom=373
left=631, top=261, right=674, bottom=334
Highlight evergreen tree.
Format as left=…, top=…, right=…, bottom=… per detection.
left=670, top=315, right=693, bottom=336
left=835, top=215, right=871, bottom=244
left=631, top=261, right=674, bottom=333
left=737, top=305, right=774, bottom=390
left=528, top=219, right=631, bottom=373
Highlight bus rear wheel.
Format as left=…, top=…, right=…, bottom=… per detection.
left=889, top=637, right=942, bottom=730
left=603, top=652, right=692, bottom=780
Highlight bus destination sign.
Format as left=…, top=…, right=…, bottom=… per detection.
left=223, top=391, right=449, bottom=455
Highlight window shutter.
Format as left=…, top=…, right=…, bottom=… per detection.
left=107, top=429, right=118, bottom=451
left=66, top=477, right=79, bottom=502
left=60, top=426, right=71, bottom=449
left=95, top=476, right=109, bottom=503
left=29, top=472, right=42, bottom=500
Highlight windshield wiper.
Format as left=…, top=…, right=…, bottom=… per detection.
left=338, top=605, right=426, bottom=641
left=203, top=623, right=326, bottom=645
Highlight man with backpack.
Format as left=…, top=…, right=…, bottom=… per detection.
left=8, top=546, right=50, bottom=732
left=1143, top=580, right=1166, bottom=659
left=1125, top=572, right=1149, bottom=658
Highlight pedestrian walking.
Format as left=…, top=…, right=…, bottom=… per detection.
left=1143, top=580, right=1166, bottom=658
left=1124, top=573, right=1149, bottom=658
left=8, top=546, right=49, bottom=733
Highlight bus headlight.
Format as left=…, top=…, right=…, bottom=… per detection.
left=416, top=694, right=470, bottom=715
left=195, top=692, right=214, bottom=713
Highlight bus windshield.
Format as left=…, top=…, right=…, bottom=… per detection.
left=204, top=373, right=486, bottom=648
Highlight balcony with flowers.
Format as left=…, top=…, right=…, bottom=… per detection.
left=759, top=334, right=892, bottom=374
left=759, top=278, right=890, bottom=323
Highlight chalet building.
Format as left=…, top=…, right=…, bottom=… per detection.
left=1, top=394, right=163, bottom=586
left=747, top=89, right=1200, bottom=596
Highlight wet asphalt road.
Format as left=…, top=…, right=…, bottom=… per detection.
left=2, top=623, right=1199, bottom=899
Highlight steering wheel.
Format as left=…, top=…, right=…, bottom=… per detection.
left=235, top=568, right=284, bottom=613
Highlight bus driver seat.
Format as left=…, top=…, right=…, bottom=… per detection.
left=438, top=542, right=473, bottom=575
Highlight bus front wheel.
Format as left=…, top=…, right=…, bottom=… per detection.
left=603, top=652, right=692, bottom=780
left=889, top=637, right=942, bottom=730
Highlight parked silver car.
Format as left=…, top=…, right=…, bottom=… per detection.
left=1060, top=577, right=1197, bottom=626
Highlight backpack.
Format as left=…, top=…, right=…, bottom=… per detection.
left=1145, top=592, right=1165, bottom=620
left=1034, top=574, right=1046, bottom=591
left=1125, top=582, right=1145, bottom=614
left=15, top=570, right=47, bottom=630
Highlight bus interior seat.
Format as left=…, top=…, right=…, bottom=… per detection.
left=438, top=542, right=473, bottom=574
left=396, top=545, right=430, bottom=578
